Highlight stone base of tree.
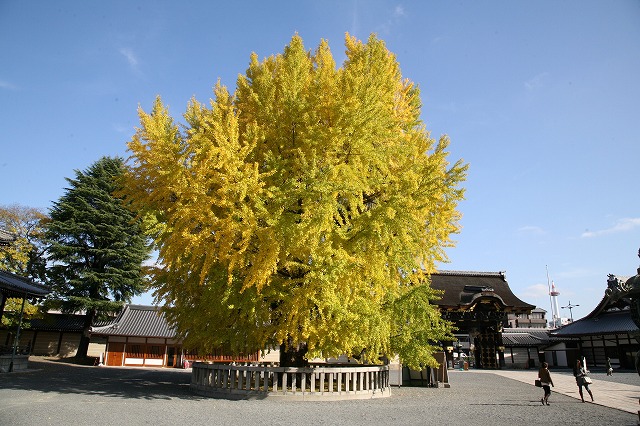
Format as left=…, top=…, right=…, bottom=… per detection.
left=191, top=362, right=391, bottom=400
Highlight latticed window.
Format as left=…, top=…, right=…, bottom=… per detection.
left=126, top=344, right=143, bottom=358
left=148, top=345, right=163, bottom=359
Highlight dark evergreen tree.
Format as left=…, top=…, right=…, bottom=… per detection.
left=46, top=156, right=150, bottom=359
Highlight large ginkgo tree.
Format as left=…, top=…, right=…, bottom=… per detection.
left=121, top=34, right=467, bottom=369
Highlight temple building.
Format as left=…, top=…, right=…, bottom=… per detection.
left=0, top=228, right=51, bottom=371
left=91, top=304, right=262, bottom=367
left=0, top=228, right=51, bottom=330
left=0, top=229, right=16, bottom=246
left=551, top=274, right=639, bottom=370
left=430, top=271, right=534, bottom=369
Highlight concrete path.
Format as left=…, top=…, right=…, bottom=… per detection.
left=473, top=368, right=640, bottom=415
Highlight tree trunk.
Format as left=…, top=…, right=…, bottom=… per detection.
left=75, top=309, right=95, bottom=359
left=279, top=338, right=308, bottom=367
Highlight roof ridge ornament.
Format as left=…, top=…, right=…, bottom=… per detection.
left=606, top=274, right=631, bottom=299
left=624, top=248, right=640, bottom=376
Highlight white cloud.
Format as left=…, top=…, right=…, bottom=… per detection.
left=524, top=72, right=549, bottom=91
left=520, top=283, right=549, bottom=299
left=377, top=3, right=407, bottom=35
left=350, top=0, right=359, bottom=37
left=581, top=217, right=640, bottom=238
left=119, top=47, right=140, bottom=72
left=113, top=123, right=130, bottom=134
left=0, top=79, right=18, bottom=90
left=518, top=225, right=545, bottom=235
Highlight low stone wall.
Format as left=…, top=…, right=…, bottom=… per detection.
left=191, top=362, right=391, bottom=400
left=0, top=355, right=29, bottom=372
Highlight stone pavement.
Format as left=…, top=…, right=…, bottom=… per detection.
left=1, top=358, right=638, bottom=425
left=473, top=368, right=640, bottom=415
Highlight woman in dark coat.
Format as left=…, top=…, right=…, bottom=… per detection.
left=537, top=362, right=554, bottom=405
left=574, top=359, right=594, bottom=402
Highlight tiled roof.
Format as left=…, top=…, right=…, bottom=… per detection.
left=91, top=304, right=176, bottom=338
left=501, top=327, right=574, bottom=346
left=0, top=270, right=50, bottom=298
left=0, top=312, right=112, bottom=332
left=0, top=228, right=16, bottom=246
left=1, top=312, right=113, bottom=332
left=502, top=332, right=545, bottom=346
left=28, top=313, right=86, bottom=331
left=550, top=310, right=638, bottom=337
left=430, top=270, right=534, bottom=310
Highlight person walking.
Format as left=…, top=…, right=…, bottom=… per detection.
left=574, top=359, right=594, bottom=403
left=538, top=361, right=554, bottom=405
left=605, top=357, right=613, bottom=376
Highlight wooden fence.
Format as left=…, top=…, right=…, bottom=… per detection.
left=191, top=363, right=391, bottom=400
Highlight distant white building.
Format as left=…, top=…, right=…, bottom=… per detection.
left=508, top=307, right=547, bottom=329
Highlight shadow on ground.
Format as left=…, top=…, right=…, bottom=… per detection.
left=1, top=357, right=199, bottom=401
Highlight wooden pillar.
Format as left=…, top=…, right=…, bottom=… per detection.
left=163, top=339, right=168, bottom=367
left=9, top=296, right=27, bottom=372
left=56, top=332, right=63, bottom=355
left=0, top=292, right=6, bottom=324
left=30, top=330, right=38, bottom=354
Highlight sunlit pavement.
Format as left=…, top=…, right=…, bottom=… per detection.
left=469, top=368, right=640, bottom=415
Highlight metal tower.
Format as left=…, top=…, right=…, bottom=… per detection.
left=549, top=281, right=561, bottom=328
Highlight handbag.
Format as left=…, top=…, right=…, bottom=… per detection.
left=583, top=376, right=593, bottom=384
left=535, top=379, right=542, bottom=387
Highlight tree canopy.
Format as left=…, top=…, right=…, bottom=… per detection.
left=0, top=205, right=47, bottom=327
left=121, top=34, right=467, bottom=369
left=0, top=204, right=48, bottom=281
left=46, top=156, right=151, bottom=358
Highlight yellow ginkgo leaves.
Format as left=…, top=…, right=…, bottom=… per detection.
left=121, top=33, right=467, bottom=368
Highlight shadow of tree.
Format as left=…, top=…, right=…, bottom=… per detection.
left=2, top=358, right=203, bottom=401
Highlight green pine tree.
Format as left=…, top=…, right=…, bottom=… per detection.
left=46, top=156, right=151, bottom=359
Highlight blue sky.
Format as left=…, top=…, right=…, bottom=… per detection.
left=1, top=1, right=639, bottom=322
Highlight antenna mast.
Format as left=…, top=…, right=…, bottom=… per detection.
left=546, top=265, right=553, bottom=328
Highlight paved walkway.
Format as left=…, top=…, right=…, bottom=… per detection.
left=473, top=368, right=640, bottom=415
left=1, top=359, right=638, bottom=425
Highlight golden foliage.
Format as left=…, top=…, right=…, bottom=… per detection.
left=121, top=33, right=467, bottom=368
left=0, top=204, right=47, bottom=276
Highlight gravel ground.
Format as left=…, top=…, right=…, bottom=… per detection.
left=0, top=358, right=636, bottom=426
